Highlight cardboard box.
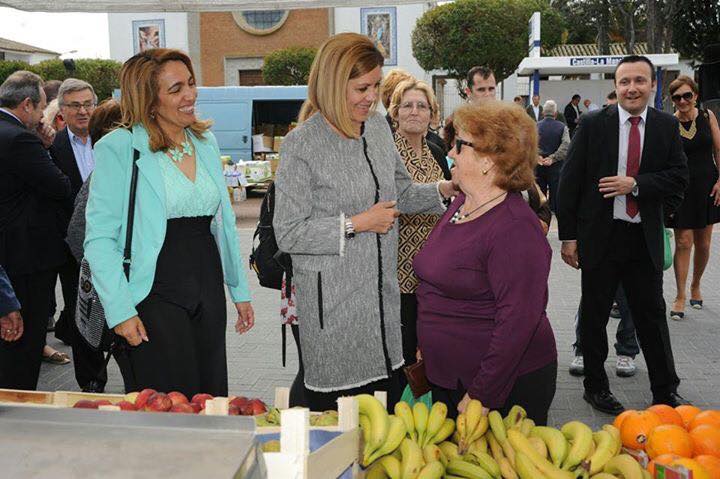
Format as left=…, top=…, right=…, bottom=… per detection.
left=273, top=136, right=284, bottom=152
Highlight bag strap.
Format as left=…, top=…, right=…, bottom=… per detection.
left=122, top=148, right=140, bottom=280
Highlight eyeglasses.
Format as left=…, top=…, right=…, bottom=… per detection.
left=399, top=101, right=430, bottom=112
left=671, top=92, right=694, bottom=103
left=455, top=138, right=474, bottom=154
left=63, top=101, right=97, bottom=112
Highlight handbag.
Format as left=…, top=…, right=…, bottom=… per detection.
left=663, top=228, right=673, bottom=271
left=403, top=359, right=431, bottom=399
left=75, top=148, right=140, bottom=352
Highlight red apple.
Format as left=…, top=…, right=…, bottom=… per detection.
left=116, top=400, right=137, bottom=411
left=169, top=403, right=195, bottom=414
left=189, top=403, right=203, bottom=414
left=248, top=399, right=268, bottom=415
left=167, top=391, right=189, bottom=406
left=191, top=393, right=214, bottom=408
left=229, top=396, right=249, bottom=409
left=73, top=400, right=98, bottom=409
left=134, top=388, right=157, bottom=410
left=228, top=405, right=241, bottom=416
left=144, top=392, right=172, bottom=412
left=95, top=400, right=113, bottom=407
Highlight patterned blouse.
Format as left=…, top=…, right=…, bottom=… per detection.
left=394, top=132, right=446, bottom=294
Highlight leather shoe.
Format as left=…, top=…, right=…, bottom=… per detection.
left=81, top=381, right=105, bottom=394
left=583, top=390, right=625, bottom=415
left=652, top=392, right=690, bottom=408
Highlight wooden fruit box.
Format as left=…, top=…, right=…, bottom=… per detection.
left=0, top=388, right=127, bottom=409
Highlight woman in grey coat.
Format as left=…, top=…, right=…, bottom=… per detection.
left=273, top=33, right=457, bottom=410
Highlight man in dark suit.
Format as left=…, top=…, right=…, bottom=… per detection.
left=0, top=71, right=71, bottom=390
left=557, top=56, right=689, bottom=413
left=526, top=94, right=543, bottom=122
left=564, top=94, right=582, bottom=137
left=49, top=78, right=106, bottom=393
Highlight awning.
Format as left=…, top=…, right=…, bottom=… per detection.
left=0, top=0, right=427, bottom=12
left=517, top=53, right=680, bottom=76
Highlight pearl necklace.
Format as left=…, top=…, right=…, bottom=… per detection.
left=168, top=131, right=194, bottom=163
left=450, top=192, right=507, bottom=224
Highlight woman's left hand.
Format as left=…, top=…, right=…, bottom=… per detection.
left=457, top=393, right=471, bottom=414
left=235, top=302, right=255, bottom=334
left=711, top=180, right=720, bottom=206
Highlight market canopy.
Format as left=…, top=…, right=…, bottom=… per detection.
left=0, top=0, right=426, bottom=12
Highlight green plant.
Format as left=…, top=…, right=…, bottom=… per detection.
left=262, top=47, right=317, bottom=85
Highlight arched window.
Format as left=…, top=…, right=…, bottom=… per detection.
left=233, top=10, right=289, bottom=36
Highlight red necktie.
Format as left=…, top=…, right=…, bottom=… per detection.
left=626, top=116, right=641, bottom=218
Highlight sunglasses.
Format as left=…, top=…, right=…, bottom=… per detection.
left=671, top=92, right=694, bottom=103
left=455, top=138, right=474, bottom=154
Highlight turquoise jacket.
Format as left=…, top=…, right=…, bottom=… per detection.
left=84, top=124, right=250, bottom=328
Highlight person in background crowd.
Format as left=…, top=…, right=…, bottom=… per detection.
left=584, top=98, right=600, bottom=112
left=43, top=99, right=66, bottom=133
left=273, top=33, right=457, bottom=411
left=388, top=78, right=450, bottom=370
left=513, top=96, right=524, bottom=107
left=606, top=91, right=618, bottom=106
left=535, top=99, right=569, bottom=213
left=665, top=75, right=720, bottom=320
left=557, top=55, right=689, bottom=413
left=85, top=49, right=255, bottom=397
left=564, top=94, right=582, bottom=137
left=43, top=80, right=62, bottom=103
left=0, top=71, right=71, bottom=390
left=1, top=265, right=23, bottom=343
left=443, top=66, right=496, bottom=151
left=415, top=101, right=557, bottom=424
left=527, top=94, right=543, bottom=122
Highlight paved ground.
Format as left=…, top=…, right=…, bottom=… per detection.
left=38, top=216, right=719, bottom=429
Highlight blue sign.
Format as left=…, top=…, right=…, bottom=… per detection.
left=570, top=57, right=623, bottom=67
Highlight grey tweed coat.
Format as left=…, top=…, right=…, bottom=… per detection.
left=273, top=112, right=445, bottom=392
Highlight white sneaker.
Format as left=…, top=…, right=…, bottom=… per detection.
left=616, top=355, right=637, bottom=377
left=569, top=356, right=584, bottom=376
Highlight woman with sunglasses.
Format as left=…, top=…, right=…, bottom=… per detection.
left=414, top=101, right=557, bottom=424
left=666, top=75, right=720, bottom=321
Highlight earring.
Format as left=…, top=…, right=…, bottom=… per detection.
left=482, top=167, right=490, bottom=175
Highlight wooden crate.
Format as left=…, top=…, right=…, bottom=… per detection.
left=0, top=388, right=56, bottom=408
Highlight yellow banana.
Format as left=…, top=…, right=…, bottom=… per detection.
left=468, top=416, right=489, bottom=444
left=366, top=416, right=407, bottom=466
left=528, top=436, right=548, bottom=459
left=457, top=413, right=469, bottom=453
left=505, top=405, right=527, bottom=430
left=413, top=402, right=430, bottom=446
left=437, top=448, right=449, bottom=468
left=357, top=394, right=390, bottom=456
left=446, top=458, right=493, bottom=479
left=498, top=458, right=518, bottom=479
left=500, top=439, right=516, bottom=469
left=519, top=419, right=535, bottom=437
left=487, top=432, right=505, bottom=464
left=587, top=430, right=616, bottom=475
left=453, top=429, right=462, bottom=445
left=424, top=402, right=448, bottom=446
left=431, top=418, right=455, bottom=445
left=559, top=421, right=593, bottom=471
left=417, top=461, right=444, bottom=479
left=641, top=469, right=652, bottom=479
left=395, top=401, right=416, bottom=441
left=400, top=437, right=425, bottom=479
left=391, top=447, right=403, bottom=462
left=506, top=430, right=575, bottom=479
left=591, top=474, right=620, bottom=479
left=439, top=441, right=461, bottom=461
left=601, top=425, right=622, bottom=456
left=468, top=437, right=488, bottom=456
left=465, top=400, right=484, bottom=437
left=377, top=455, right=402, bottom=479
left=488, top=411, right=507, bottom=443
left=361, top=414, right=374, bottom=460
left=515, top=451, right=548, bottom=479
left=583, top=438, right=596, bottom=462
left=465, top=449, right=501, bottom=478
left=423, top=444, right=442, bottom=464
left=530, top=426, right=569, bottom=467
left=602, top=454, right=643, bottom=479
left=366, top=463, right=388, bottom=479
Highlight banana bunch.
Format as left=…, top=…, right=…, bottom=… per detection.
left=455, top=399, right=489, bottom=454
left=366, top=438, right=449, bottom=479
left=394, top=401, right=456, bottom=448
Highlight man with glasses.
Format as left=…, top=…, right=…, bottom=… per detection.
left=49, top=78, right=106, bottom=392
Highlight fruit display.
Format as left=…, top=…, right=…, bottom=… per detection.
left=355, top=394, right=638, bottom=479
left=614, top=405, right=720, bottom=479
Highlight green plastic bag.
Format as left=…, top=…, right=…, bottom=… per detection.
left=663, top=228, right=673, bottom=271
left=400, top=384, right=432, bottom=408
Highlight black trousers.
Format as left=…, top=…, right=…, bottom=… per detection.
left=431, top=361, right=557, bottom=426
left=52, top=256, right=107, bottom=390
left=580, top=221, right=680, bottom=397
left=535, top=162, right=562, bottom=213
left=120, top=217, right=228, bottom=398
left=0, top=269, right=56, bottom=390
left=400, top=293, right=418, bottom=368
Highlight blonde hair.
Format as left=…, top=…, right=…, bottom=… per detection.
left=453, top=101, right=538, bottom=192
left=119, top=48, right=210, bottom=152
left=380, top=69, right=414, bottom=109
left=388, top=79, right=439, bottom=126
left=298, top=33, right=384, bottom=139
left=43, top=98, right=61, bottom=127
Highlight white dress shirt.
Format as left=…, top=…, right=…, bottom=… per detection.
left=614, top=105, right=648, bottom=223
left=68, top=128, right=95, bottom=182
left=532, top=105, right=540, bottom=121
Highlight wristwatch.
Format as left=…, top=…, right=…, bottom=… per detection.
left=631, top=179, right=639, bottom=197
left=344, top=218, right=355, bottom=239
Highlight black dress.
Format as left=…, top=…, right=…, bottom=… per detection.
left=667, top=109, right=720, bottom=229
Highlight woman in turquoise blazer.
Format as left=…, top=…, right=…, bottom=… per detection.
left=84, top=49, right=254, bottom=397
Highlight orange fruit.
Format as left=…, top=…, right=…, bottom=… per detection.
left=677, top=405, right=703, bottom=430
left=695, top=455, right=720, bottom=479
left=691, top=411, right=720, bottom=431
left=648, top=404, right=685, bottom=427
left=614, top=409, right=637, bottom=431
left=620, top=410, right=663, bottom=450
left=647, top=453, right=682, bottom=476
left=646, top=424, right=694, bottom=458
left=670, top=458, right=711, bottom=479
left=691, top=425, right=720, bottom=458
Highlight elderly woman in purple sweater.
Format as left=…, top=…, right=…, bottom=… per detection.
left=414, top=101, right=558, bottom=425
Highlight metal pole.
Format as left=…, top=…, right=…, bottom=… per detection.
left=655, top=66, right=663, bottom=110
left=533, top=69, right=540, bottom=96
